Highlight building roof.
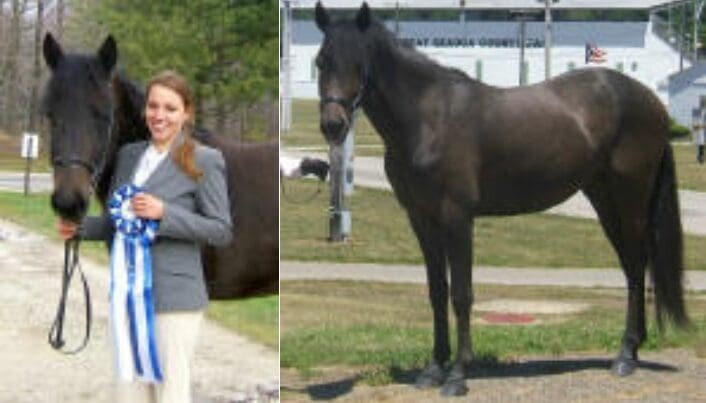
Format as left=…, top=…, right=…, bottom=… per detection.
left=284, top=0, right=686, bottom=10
left=669, top=63, right=706, bottom=95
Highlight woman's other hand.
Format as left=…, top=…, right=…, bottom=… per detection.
left=131, top=193, right=165, bottom=220
left=56, top=218, right=79, bottom=240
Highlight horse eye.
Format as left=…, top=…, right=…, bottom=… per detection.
left=89, top=104, right=111, bottom=123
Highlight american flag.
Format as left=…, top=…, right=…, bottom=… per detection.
left=585, top=43, right=607, bottom=64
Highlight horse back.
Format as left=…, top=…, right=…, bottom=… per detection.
left=393, top=67, right=667, bottom=217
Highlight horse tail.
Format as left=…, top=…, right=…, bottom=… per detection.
left=648, top=145, right=689, bottom=329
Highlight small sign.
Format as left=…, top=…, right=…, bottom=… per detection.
left=21, top=132, right=39, bottom=159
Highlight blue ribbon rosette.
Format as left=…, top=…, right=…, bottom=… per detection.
left=108, top=184, right=162, bottom=383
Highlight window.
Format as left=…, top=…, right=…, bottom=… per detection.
left=310, top=58, right=318, bottom=81
left=631, top=62, right=638, bottom=72
left=475, top=60, right=483, bottom=81
left=567, top=61, right=576, bottom=71
left=521, top=61, right=529, bottom=85
left=616, top=62, right=624, bottom=72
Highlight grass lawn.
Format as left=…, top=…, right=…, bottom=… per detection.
left=281, top=99, right=384, bottom=157
left=0, top=190, right=278, bottom=348
left=673, top=143, right=706, bottom=191
left=208, top=295, right=279, bottom=349
left=281, top=179, right=706, bottom=270
left=280, top=280, right=706, bottom=384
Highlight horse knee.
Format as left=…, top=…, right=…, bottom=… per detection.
left=451, top=291, right=472, bottom=315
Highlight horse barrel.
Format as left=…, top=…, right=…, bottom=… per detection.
left=198, top=136, right=279, bottom=299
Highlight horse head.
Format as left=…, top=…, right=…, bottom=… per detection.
left=314, top=1, right=372, bottom=145
left=42, top=33, right=117, bottom=223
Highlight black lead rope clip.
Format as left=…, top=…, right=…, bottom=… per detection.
left=48, top=237, right=92, bottom=354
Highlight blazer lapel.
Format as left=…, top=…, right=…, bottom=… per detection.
left=142, top=154, right=175, bottom=192
left=114, top=142, right=148, bottom=186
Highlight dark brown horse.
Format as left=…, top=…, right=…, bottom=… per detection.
left=315, top=2, right=688, bottom=396
left=41, top=33, right=278, bottom=298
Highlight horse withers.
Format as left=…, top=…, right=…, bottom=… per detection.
left=315, top=2, right=688, bottom=397
left=41, top=33, right=278, bottom=299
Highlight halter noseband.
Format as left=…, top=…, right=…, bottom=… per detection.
left=52, top=157, right=98, bottom=175
left=320, top=68, right=369, bottom=115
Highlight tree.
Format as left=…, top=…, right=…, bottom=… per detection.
left=27, top=0, right=43, bottom=132
left=0, top=0, right=29, bottom=135
left=67, top=0, right=279, bottom=140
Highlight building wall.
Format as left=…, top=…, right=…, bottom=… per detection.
left=670, top=83, right=706, bottom=128
left=286, top=19, right=685, bottom=104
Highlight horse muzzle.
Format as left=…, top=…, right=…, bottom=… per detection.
left=321, top=114, right=353, bottom=146
left=51, top=189, right=88, bottom=224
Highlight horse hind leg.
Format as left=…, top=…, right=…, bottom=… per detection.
left=583, top=173, right=650, bottom=376
left=408, top=211, right=450, bottom=389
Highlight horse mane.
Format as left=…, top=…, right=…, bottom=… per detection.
left=111, top=72, right=150, bottom=147
left=94, top=72, right=150, bottom=205
left=366, top=20, right=473, bottom=85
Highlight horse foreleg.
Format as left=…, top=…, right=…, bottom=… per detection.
left=440, top=216, right=474, bottom=397
left=408, top=212, right=449, bottom=389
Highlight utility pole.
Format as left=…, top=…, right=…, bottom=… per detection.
left=679, top=3, right=686, bottom=71
left=544, top=0, right=553, bottom=80
left=694, top=0, right=705, bottom=61
left=520, top=17, right=527, bottom=85
left=280, top=0, right=293, bottom=132
left=459, top=0, right=465, bottom=24
left=328, top=123, right=354, bottom=242
left=513, top=11, right=533, bottom=85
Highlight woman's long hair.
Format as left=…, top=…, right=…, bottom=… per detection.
left=145, top=71, right=203, bottom=181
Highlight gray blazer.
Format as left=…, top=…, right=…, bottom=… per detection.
left=82, top=140, right=232, bottom=312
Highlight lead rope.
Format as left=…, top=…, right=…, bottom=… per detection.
left=280, top=171, right=325, bottom=204
left=48, top=237, right=92, bottom=354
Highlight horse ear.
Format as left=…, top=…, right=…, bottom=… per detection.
left=43, top=33, right=64, bottom=70
left=356, top=2, right=372, bottom=32
left=97, top=35, right=117, bottom=72
left=315, top=1, right=330, bottom=32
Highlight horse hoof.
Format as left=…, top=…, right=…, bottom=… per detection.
left=440, top=379, right=468, bottom=397
left=611, top=357, right=637, bottom=377
left=414, top=362, right=444, bottom=389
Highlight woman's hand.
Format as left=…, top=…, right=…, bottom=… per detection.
left=56, top=218, right=79, bottom=240
left=131, top=192, right=165, bottom=220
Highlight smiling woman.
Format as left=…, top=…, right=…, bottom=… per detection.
left=58, top=69, right=232, bottom=403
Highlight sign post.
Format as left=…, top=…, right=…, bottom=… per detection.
left=328, top=121, right=355, bottom=242
left=21, top=132, right=39, bottom=196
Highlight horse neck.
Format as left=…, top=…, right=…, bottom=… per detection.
left=362, top=35, right=435, bottom=156
left=96, top=75, right=150, bottom=205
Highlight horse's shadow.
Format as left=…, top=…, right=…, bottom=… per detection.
left=286, top=357, right=678, bottom=400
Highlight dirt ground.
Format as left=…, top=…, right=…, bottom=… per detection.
left=282, top=347, right=706, bottom=402
left=0, top=218, right=279, bottom=402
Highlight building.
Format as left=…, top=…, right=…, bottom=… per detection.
left=281, top=0, right=697, bottom=107
left=669, top=63, right=706, bottom=127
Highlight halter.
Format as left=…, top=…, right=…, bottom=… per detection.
left=319, top=68, right=369, bottom=116
left=51, top=110, right=114, bottom=193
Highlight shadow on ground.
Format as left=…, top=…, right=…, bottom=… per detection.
left=283, top=357, right=678, bottom=400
